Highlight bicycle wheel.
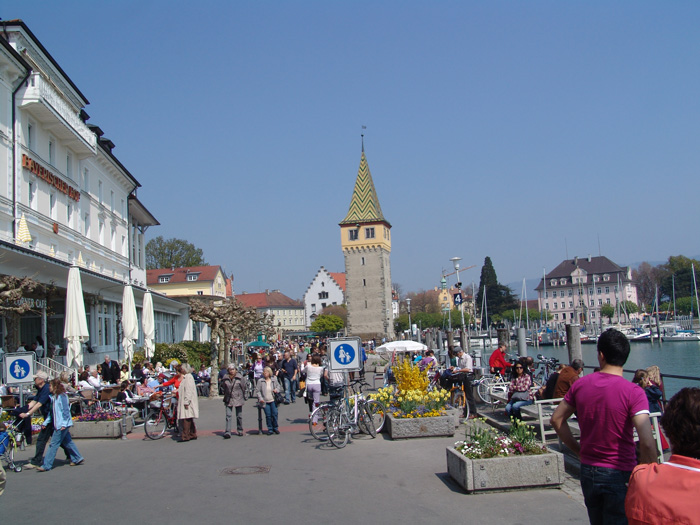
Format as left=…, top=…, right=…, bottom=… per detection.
left=364, top=399, right=386, bottom=433
left=309, top=404, right=330, bottom=441
left=477, top=378, right=494, bottom=404
left=144, top=409, right=167, bottom=440
left=326, top=409, right=350, bottom=449
left=359, top=403, right=377, bottom=438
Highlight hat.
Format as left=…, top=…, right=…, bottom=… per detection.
left=34, top=370, right=49, bottom=380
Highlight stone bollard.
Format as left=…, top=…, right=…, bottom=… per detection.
left=566, top=323, right=583, bottom=364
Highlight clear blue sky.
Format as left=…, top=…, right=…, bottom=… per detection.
left=4, top=2, right=700, bottom=300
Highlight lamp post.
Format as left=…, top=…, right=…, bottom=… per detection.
left=406, top=298, right=412, bottom=341
left=451, top=256, right=467, bottom=351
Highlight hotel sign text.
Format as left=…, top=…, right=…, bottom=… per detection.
left=22, top=154, right=81, bottom=202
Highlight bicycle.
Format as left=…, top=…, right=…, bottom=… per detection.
left=534, top=354, right=560, bottom=385
left=325, top=379, right=386, bottom=448
left=144, top=393, right=177, bottom=440
left=474, top=372, right=508, bottom=405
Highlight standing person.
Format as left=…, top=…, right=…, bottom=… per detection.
left=505, top=362, right=534, bottom=421
left=221, top=365, right=246, bottom=438
left=304, top=355, right=328, bottom=422
left=177, top=364, right=199, bottom=442
left=254, top=367, right=280, bottom=435
left=488, top=343, right=512, bottom=376
left=453, top=348, right=477, bottom=419
left=281, top=351, right=298, bottom=404
left=553, top=359, right=584, bottom=399
left=101, top=355, right=120, bottom=384
left=625, top=387, right=700, bottom=524
left=551, top=328, right=657, bottom=525
left=37, top=379, right=84, bottom=471
left=19, top=371, right=70, bottom=469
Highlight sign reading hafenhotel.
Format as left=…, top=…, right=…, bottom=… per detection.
left=22, top=154, right=81, bottom=202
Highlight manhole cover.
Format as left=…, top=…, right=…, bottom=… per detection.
left=220, top=466, right=271, bottom=476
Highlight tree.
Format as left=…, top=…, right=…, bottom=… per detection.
left=319, top=305, right=347, bottom=325
left=146, top=236, right=207, bottom=269
left=658, top=255, right=700, bottom=301
left=310, top=314, right=344, bottom=335
left=475, top=257, right=518, bottom=316
left=600, top=303, right=615, bottom=323
left=406, top=289, right=440, bottom=314
left=631, top=262, right=663, bottom=310
left=620, top=300, right=639, bottom=322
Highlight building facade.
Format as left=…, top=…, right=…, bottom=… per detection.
left=339, top=144, right=393, bottom=341
left=236, top=290, right=305, bottom=340
left=147, top=266, right=228, bottom=298
left=303, top=266, right=345, bottom=327
left=0, top=21, right=188, bottom=363
left=536, top=255, right=639, bottom=325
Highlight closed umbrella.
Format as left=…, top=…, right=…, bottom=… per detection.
left=16, top=213, right=32, bottom=244
left=142, top=291, right=155, bottom=361
left=64, top=265, right=88, bottom=374
left=121, top=285, right=138, bottom=371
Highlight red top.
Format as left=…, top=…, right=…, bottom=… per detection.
left=160, top=376, right=182, bottom=397
left=488, top=349, right=511, bottom=373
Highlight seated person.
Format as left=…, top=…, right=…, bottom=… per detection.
left=625, top=387, right=700, bottom=524
left=198, top=365, right=211, bottom=382
left=87, top=368, right=103, bottom=389
left=137, top=378, right=156, bottom=397
left=77, top=371, right=94, bottom=391
left=419, top=350, right=438, bottom=371
left=119, top=364, right=130, bottom=383
left=59, top=371, right=78, bottom=395
left=132, top=362, right=144, bottom=381
left=538, top=364, right=566, bottom=400
left=116, top=381, right=136, bottom=402
left=155, top=362, right=166, bottom=374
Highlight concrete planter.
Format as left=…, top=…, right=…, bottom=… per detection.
left=384, top=413, right=455, bottom=439
left=445, top=408, right=462, bottom=428
left=446, top=446, right=564, bottom=493
left=71, top=418, right=133, bottom=439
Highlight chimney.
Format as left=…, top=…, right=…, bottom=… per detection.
left=588, top=254, right=592, bottom=263
left=574, top=256, right=578, bottom=266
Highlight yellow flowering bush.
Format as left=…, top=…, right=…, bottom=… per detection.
left=369, top=361, right=451, bottom=418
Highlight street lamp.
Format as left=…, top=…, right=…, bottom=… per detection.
left=406, top=297, right=412, bottom=341
left=451, top=257, right=467, bottom=346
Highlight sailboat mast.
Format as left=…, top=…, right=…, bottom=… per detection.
left=693, top=264, right=699, bottom=330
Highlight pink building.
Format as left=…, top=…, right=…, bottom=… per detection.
left=536, top=256, right=639, bottom=325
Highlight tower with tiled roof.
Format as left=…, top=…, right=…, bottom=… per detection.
left=339, top=140, right=394, bottom=340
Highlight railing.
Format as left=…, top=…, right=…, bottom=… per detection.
left=36, top=357, right=76, bottom=379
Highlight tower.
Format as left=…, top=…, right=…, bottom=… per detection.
left=340, top=141, right=394, bottom=341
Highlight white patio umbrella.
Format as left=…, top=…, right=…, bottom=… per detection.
left=121, top=284, right=138, bottom=371
left=142, top=291, right=155, bottom=361
left=64, top=265, right=89, bottom=374
left=374, top=340, right=428, bottom=354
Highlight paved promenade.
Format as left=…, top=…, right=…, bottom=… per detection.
left=2, top=396, right=588, bottom=524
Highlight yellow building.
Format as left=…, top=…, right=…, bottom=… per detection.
left=147, top=266, right=227, bottom=298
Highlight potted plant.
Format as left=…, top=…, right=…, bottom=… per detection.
left=446, top=418, right=564, bottom=492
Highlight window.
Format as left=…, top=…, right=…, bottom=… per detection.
left=591, top=312, right=596, bottom=319
left=605, top=286, right=610, bottom=294
left=560, top=278, right=566, bottom=285
left=552, top=291, right=557, bottom=298
left=27, top=122, right=33, bottom=150
left=84, top=213, right=90, bottom=237
left=603, top=274, right=610, bottom=281
left=589, top=287, right=594, bottom=295
left=561, top=302, right=565, bottom=309
left=365, top=227, right=375, bottom=239
left=568, top=289, right=573, bottom=297
left=569, top=301, right=573, bottom=308
left=553, top=303, right=558, bottom=310
left=99, top=219, right=104, bottom=245
left=544, top=291, right=548, bottom=298
left=550, top=279, right=557, bottom=286
left=606, top=298, right=611, bottom=304
left=590, top=300, right=595, bottom=306
left=83, top=169, right=89, bottom=191
left=598, top=299, right=603, bottom=306
left=28, top=181, right=36, bottom=209
left=311, top=304, right=316, bottom=314
left=361, top=257, right=365, bottom=265
left=614, top=285, right=618, bottom=293
left=187, top=274, right=198, bottom=282
left=67, top=202, right=72, bottom=228
left=554, top=314, right=559, bottom=320
left=545, top=303, right=549, bottom=310
left=349, top=229, right=358, bottom=241
left=363, top=279, right=366, bottom=287
left=98, top=180, right=103, bottom=204
left=159, top=276, right=170, bottom=283
left=50, top=193, right=57, bottom=220
left=597, top=287, right=602, bottom=295
left=110, top=226, right=115, bottom=251
left=48, top=137, right=55, bottom=165
left=66, top=152, right=72, bottom=179
left=197, top=291, right=203, bottom=295
left=318, top=291, right=328, bottom=299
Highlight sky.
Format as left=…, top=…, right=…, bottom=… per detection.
left=4, top=1, right=700, bottom=301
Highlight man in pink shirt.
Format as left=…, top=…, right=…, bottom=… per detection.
left=551, top=329, right=656, bottom=525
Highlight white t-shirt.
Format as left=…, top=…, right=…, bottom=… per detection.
left=304, top=364, right=324, bottom=385
left=456, top=353, right=473, bottom=372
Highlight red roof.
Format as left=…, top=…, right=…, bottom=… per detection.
left=236, top=291, right=302, bottom=309
left=329, top=272, right=346, bottom=291
left=146, top=265, right=225, bottom=285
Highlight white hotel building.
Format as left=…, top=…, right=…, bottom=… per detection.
left=0, top=21, right=188, bottom=362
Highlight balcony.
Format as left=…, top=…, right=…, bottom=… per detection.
left=20, top=73, right=96, bottom=157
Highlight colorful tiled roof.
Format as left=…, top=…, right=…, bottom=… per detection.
left=339, top=151, right=389, bottom=225
left=146, top=265, right=224, bottom=285
left=236, top=291, right=303, bottom=309
left=329, top=272, right=346, bottom=292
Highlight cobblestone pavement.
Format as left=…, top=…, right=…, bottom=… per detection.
left=1, top=396, right=589, bottom=524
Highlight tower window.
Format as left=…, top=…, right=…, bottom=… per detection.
left=349, top=230, right=358, bottom=241
left=363, top=279, right=366, bottom=287
left=361, top=257, right=365, bottom=265
left=365, top=227, right=375, bottom=239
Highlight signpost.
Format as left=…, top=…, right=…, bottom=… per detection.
left=329, top=337, right=362, bottom=372
left=4, top=352, right=35, bottom=384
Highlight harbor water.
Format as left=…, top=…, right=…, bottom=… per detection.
left=531, top=339, right=700, bottom=399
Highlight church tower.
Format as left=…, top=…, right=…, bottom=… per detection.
left=340, top=141, right=394, bottom=341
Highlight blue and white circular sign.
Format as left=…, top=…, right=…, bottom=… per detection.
left=4, top=353, right=35, bottom=384
left=329, top=338, right=361, bottom=371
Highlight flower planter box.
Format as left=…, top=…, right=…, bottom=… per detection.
left=446, top=446, right=564, bottom=493
left=445, top=408, right=462, bottom=428
left=384, top=414, right=455, bottom=439
left=71, top=418, right=133, bottom=439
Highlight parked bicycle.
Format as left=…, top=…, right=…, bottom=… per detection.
left=534, top=354, right=560, bottom=385
left=325, top=379, right=386, bottom=448
left=144, top=392, right=177, bottom=440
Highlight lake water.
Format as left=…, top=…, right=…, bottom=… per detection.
left=530, top=340, right=700, bottom=399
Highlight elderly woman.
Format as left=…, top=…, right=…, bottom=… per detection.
left=625, top=387, right=700, bottom=524
left=221, top=365, right=246, bottom=438
left=177, top=364, right=199, bottom=442
left=254, top=366, right=280, bottom=435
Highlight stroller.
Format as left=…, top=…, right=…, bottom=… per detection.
left=0, top=414, right=24, bottom=473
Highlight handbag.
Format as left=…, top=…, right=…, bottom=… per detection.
left=299, top=380, right=306, bottom=390
left=511, top=391, right=529, bottom=402
left=274, top=391, right=284, bottom=405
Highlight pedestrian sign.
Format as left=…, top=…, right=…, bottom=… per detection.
left=329, top=337, right=361, bottom=371
left=4, top=352, right=35, bottom=384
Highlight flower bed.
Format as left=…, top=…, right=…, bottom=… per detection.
left=72, top=409, right=122, bottom=423
left=386, top=413, right=455, bottom=439
left=447, top=419, right=564, bottom=492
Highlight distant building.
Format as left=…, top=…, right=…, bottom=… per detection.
left=339, top=143, right=394, bottom=341
left=147, top=265, right=228, bottom=298
left=536, top=255, right=638, bottom=325
left=303, top=266, right=345, bottom=327
left=237, top=290, right=305, bottom=340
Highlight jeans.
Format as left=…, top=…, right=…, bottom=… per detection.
left=41, top=427, right=83, bottom=471
left=580, top=464, right=631, bottom=525
left=31, top=421, right=70, bottom=465
left=283, top=377, right=295, bottom=403
left=262, top=401, right=278, bottom=432
left=225, top=405, right=243, bottom=433
left=505, top=398, right=533, bottom=420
